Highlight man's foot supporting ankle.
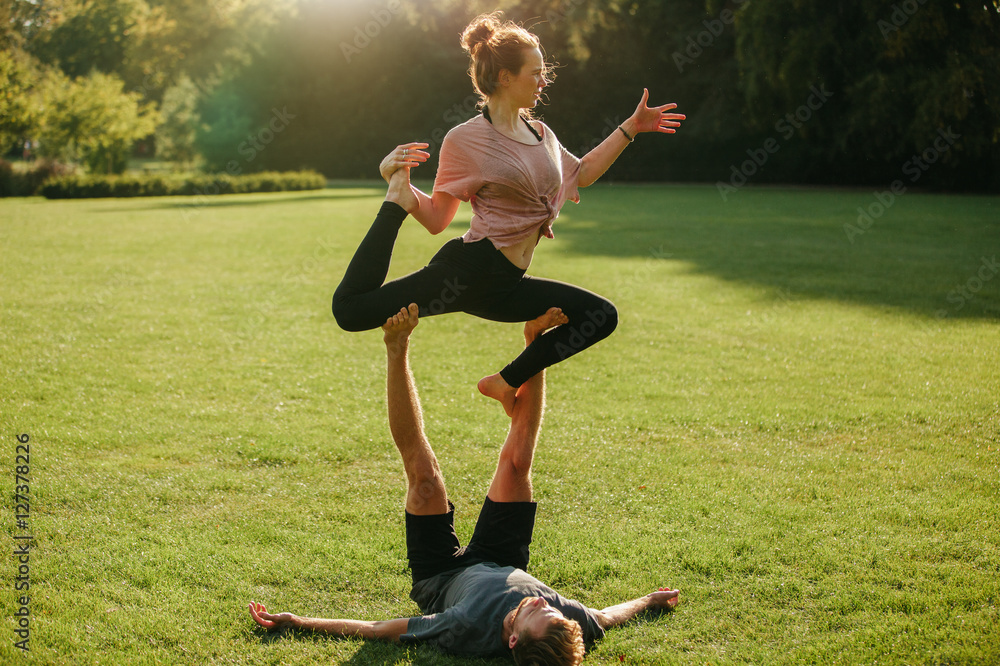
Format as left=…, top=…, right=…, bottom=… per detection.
left=524, top=307, right=568, bottom=344
left=385, top=168, right=418, bottom=214
left=383, top=303, right=419, bottom=354
left=478, top=373, right=517, bottom=417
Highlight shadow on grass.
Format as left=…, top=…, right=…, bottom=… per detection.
left=343, top=641, right=505, bottom=666
left=256, top=627, right=504, bottom=665
left=555, top=184, right=1000, bottom=320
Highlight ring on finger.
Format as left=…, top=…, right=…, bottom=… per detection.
left=403, top=149, right=408, bottom=156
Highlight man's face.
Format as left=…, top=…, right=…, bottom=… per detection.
left=511, top=596, right=566, bottom=642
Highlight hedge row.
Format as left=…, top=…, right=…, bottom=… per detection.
left=39, top=171, right=327, bottom=199
left=0, top=159, right=74, bottom=197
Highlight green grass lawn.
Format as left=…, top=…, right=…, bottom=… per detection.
left=1, top=183, right=998, bottom=664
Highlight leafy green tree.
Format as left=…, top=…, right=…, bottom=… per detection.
left=527, top=0, right=746, bottom=181
left=734, top=0, right=1000, bottom=187
left=156, top=76, right=201, bottom=165
left=202, top=0, right=725, bottom=180
left=141, top=0, right=295, bottom=88
left=15, top=0, right=994, bottom=188
left=0, top=51, right=38, bottom=155
left=1, top=1, right=48, bottom=155
left=1, top=0, right=48, bottom=49
left=36, top=70, right=160, bottom=173
left=27, top=0, right=294, bottom=102
left=28, top=0, right=156, bottom=90
left=194, top=84, right=254, bottom=173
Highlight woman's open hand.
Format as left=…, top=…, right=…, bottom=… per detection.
left=630, top=89, right=685, bottom=135
left=380, top=142, right=430, bottom=183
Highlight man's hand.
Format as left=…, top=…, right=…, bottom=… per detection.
left=249, top=601, right=412, bottom=641
left=249, top=601, right=300, bottom=630
left=596, top=586, right=680, bottom=629
left=645, top=587, right=680, bottom=610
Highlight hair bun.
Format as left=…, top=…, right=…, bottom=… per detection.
left=461, top=11, right=502, bottom=53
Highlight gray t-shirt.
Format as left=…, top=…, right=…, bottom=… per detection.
left=401, top=562, right=605, bottom=658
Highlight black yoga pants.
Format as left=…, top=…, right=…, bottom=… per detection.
left=332, top=201, right=618, bottom=388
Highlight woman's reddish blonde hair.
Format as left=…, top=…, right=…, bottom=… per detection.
left=460, top=11, right=551, bottom=111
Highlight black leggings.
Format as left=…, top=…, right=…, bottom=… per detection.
left=332, top=201, right=618, bottom=388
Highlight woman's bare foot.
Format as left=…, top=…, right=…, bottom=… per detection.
left=478, top=373, right=516, bottom=417
left=479, top=309, right=569, bottom=416
left=385, top=168, right=418, bottom=214
left=524, top=307, right=568, bottom=344
left=382, top=303, right=419, bottom=352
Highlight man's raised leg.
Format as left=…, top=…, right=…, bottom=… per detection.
left=383, top=303, right=449, bottom=515
left=486, top=308, right=569, bottom=503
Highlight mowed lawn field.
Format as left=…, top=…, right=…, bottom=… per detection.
left=1, top=183, right=998, bottom=665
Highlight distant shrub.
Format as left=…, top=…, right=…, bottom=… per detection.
left=0, top=159, right=74, bottom=197
left=39, top=170, right=326, bottom=199
left=0, top=160, right=18, bottom=196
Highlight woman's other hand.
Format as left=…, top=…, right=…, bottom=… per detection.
left=630, top=89, right=685, bottom=135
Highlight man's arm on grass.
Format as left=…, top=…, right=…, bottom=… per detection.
left=593, top=588, right=680, bottom=630
left=249, top=602, right=411, bottom=642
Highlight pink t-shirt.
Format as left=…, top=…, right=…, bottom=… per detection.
left=433, top=115, right=582, bottom=248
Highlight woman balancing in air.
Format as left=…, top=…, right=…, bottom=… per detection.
left=332, top=12, right=685, bottom=415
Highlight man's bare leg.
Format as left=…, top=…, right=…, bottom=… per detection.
left=383, top=303, right=448, bottom=515
left=487, top=308, right=568, bottom=503
left=477, top=374, right=517, bottom=418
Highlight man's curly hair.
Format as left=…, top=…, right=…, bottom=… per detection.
left=512, top=615, right=584, bottom=666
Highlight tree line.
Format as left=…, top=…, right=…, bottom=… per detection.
left=2, top=0, right=997, bottom=190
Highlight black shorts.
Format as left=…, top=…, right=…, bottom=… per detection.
left=405, top=497, right=537, bottom=584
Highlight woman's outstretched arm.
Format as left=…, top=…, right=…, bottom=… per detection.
left=380, top=142, right=460, bottom=234
left=578, top=89, right=685, bottom=187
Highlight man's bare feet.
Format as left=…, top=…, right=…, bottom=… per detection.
left=524, top=307, right=568, bottom=344
left=385, top=168, right=418, bottom=214
left=478, top=373, right=516, bottom=417
left=383, top=303, right=419, bottom=352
